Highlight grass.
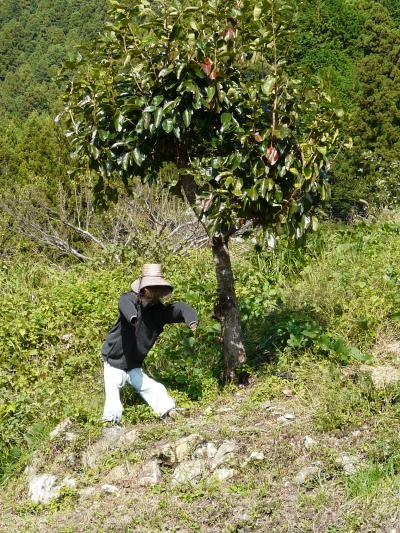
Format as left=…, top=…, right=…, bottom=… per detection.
left=3, top=214, right=400, bottom=529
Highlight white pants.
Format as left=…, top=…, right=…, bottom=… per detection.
left=102, top=361, right=175, bottom=422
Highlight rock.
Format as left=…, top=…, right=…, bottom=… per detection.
left=217, top=407, right=234, bottom=413
left=283, top=413, right=295, bottom=420
left=175, top=434, right=202, bottom=462
left=241, top=451, right=265, bottom=467
left=336, top=453, right=359, bottom=475
left=210, top=441, right=236, bottom=471
left=104, top=463, right=135, bottom=484
left=119, top=429, right=138, bottom=446
left=29, top=474, right=59, bottom=504
left=138, top=461, right=161, bottom=487
left=361, top=365, right=400, bottom=388
left=101, top=484, right=119, bottom=494
left=248, top=451, right=265, bottom=462
left=212, top=468, right=236, bottom=482
left=283, top=389, right=293, bottom=397
left=304, top=436, right=316, bottom=449
left=28, top=474, right=76, bottom=504
left=277, top=413, right=296, bottom=422
left=260, top=401, right=273, bottom=410
left=172, top=460, right=203, bottom=485
left=49, top=418, right=73, bottom=440
left=82, top=427, right=138, bottom=468
left=156, top=434, right=202, bottom=465
left=61, top=333, right=74, bottom=342
left=294, top=465, right=320, bottom=485
left=78, top=486, right=97, bottom=499
left=62, top=477, right=77, bottom=489
left=193, top=442, right=218, bottom=460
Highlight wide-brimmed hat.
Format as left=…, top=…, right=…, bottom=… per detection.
left=131, top=264, right=173, bottom=294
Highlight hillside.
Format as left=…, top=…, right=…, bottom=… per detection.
left=0, top=0, right=107, bottom=118
left=2, top=216, right=400, bottom=530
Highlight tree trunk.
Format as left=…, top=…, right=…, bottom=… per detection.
left=179, top=170, right=248, bottom=383
left=211, top=234, right=247, bottom=383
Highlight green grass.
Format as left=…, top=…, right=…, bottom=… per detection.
left=3, top=214, right=400, bottom=530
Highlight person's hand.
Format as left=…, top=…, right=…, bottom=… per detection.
left=189, top=322, right=197, bottom=332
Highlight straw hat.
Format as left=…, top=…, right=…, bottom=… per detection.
left=131, top=264, right=173, bottom=294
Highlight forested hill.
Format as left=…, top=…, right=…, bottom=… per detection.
left=0, top=0, right=399, bottom=223
left=0, top=0, right=107, bottom=119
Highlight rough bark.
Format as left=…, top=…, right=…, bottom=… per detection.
left=179, top=170, right=248, bottom=383
left=211, top=234, right=247, bottom=383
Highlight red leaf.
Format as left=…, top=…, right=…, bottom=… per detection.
left=253, top=132, right=264, bottom=142
left=224, top=27, right=236, bottom=41
left=210, top=67, right=218, bottom=80
left=202, top=58, right=213, bottom=77
left=266, top=144, right=279, bottom=165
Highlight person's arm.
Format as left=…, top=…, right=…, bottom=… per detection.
left=118, top=293, right=138, bottom=325
left=163, top=302, right=198, bottom=329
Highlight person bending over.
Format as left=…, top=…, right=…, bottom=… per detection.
left=101, top=263, right=197, bottom=423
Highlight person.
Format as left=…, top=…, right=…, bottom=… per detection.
left=101, top=263, right=198, bottom=424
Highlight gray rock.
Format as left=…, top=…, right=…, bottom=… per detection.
left=29, top=474, right=59, bottom=504
left=193, top=442, right=218, bottom=460
left=283, top=413, right=296, bottom=420
left=101, top=484, right=119, bottom=494
left=172, top=460, right=203, bottom=485
left=294, top=465, right=320, bottom=485
left=78, top=486, right=97, bottom=499
left=82, top=427, right=138, bottom=468
left=336, top=453, right=359, bottom=475
left=212, top=468, right=236, bottom=482
left=49, top=418, right=73, bottom=440
left=361, top=365, right=400, bottom=389
left=304, top=436, right=316, bottom=449
left=138, top=460, right=161, bottom=487
left=241, top=451, right=265, bottom=467
left=156, top=434, right=202, bottom=465
left=104, top=463, right=135, bottom=484
left=210, top=441, right=236, bottom=471
left=28, top=474, right=76, bottom=504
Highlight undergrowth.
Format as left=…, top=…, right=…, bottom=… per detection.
left=2, top=215, right=400, bottom=485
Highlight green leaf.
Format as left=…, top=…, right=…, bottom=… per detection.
left=114, top=112, right=124, bottom=132
left=133, top=147, right=145, bottom=166
left=221, top=113, right=232, bottom=126
left=154, top=107, right=163, bottom=128
left=248, top=187, right=258, bottom=201
left=206, top=85, right=216, bottom=102
left=183, top=109, right=192, bottom=127
left=261, top=76, right=276, bottom=95
left=253, top=4, right=262, bottom=20
left=162, top=119, right=174, bottom=133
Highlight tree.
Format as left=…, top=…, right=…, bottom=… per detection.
left=330, top=4, right=400, bottom=217
left=60, top=0, right=341, bottom=382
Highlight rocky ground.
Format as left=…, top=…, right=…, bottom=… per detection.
left=2, top=360, right=400, bottom=532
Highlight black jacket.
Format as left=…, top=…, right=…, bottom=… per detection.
left=101, top=291, right=198, bottom=370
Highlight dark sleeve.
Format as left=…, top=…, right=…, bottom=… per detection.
left=118, top=293, right=138, bottom=324
left=163, top=302, right=198, bottom=326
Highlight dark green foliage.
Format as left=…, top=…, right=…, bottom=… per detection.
left=287, top=0, right=366, bottom=111
left=0, top=0, right=108, bottom=119
left=61, top=0, right=340, bottom=244
left=331, top=3, right=400, bottom=216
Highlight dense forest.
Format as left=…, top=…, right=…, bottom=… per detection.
left=2, top=2, right=400, bottom=529
left=1, top=0, right=400, bottom=261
